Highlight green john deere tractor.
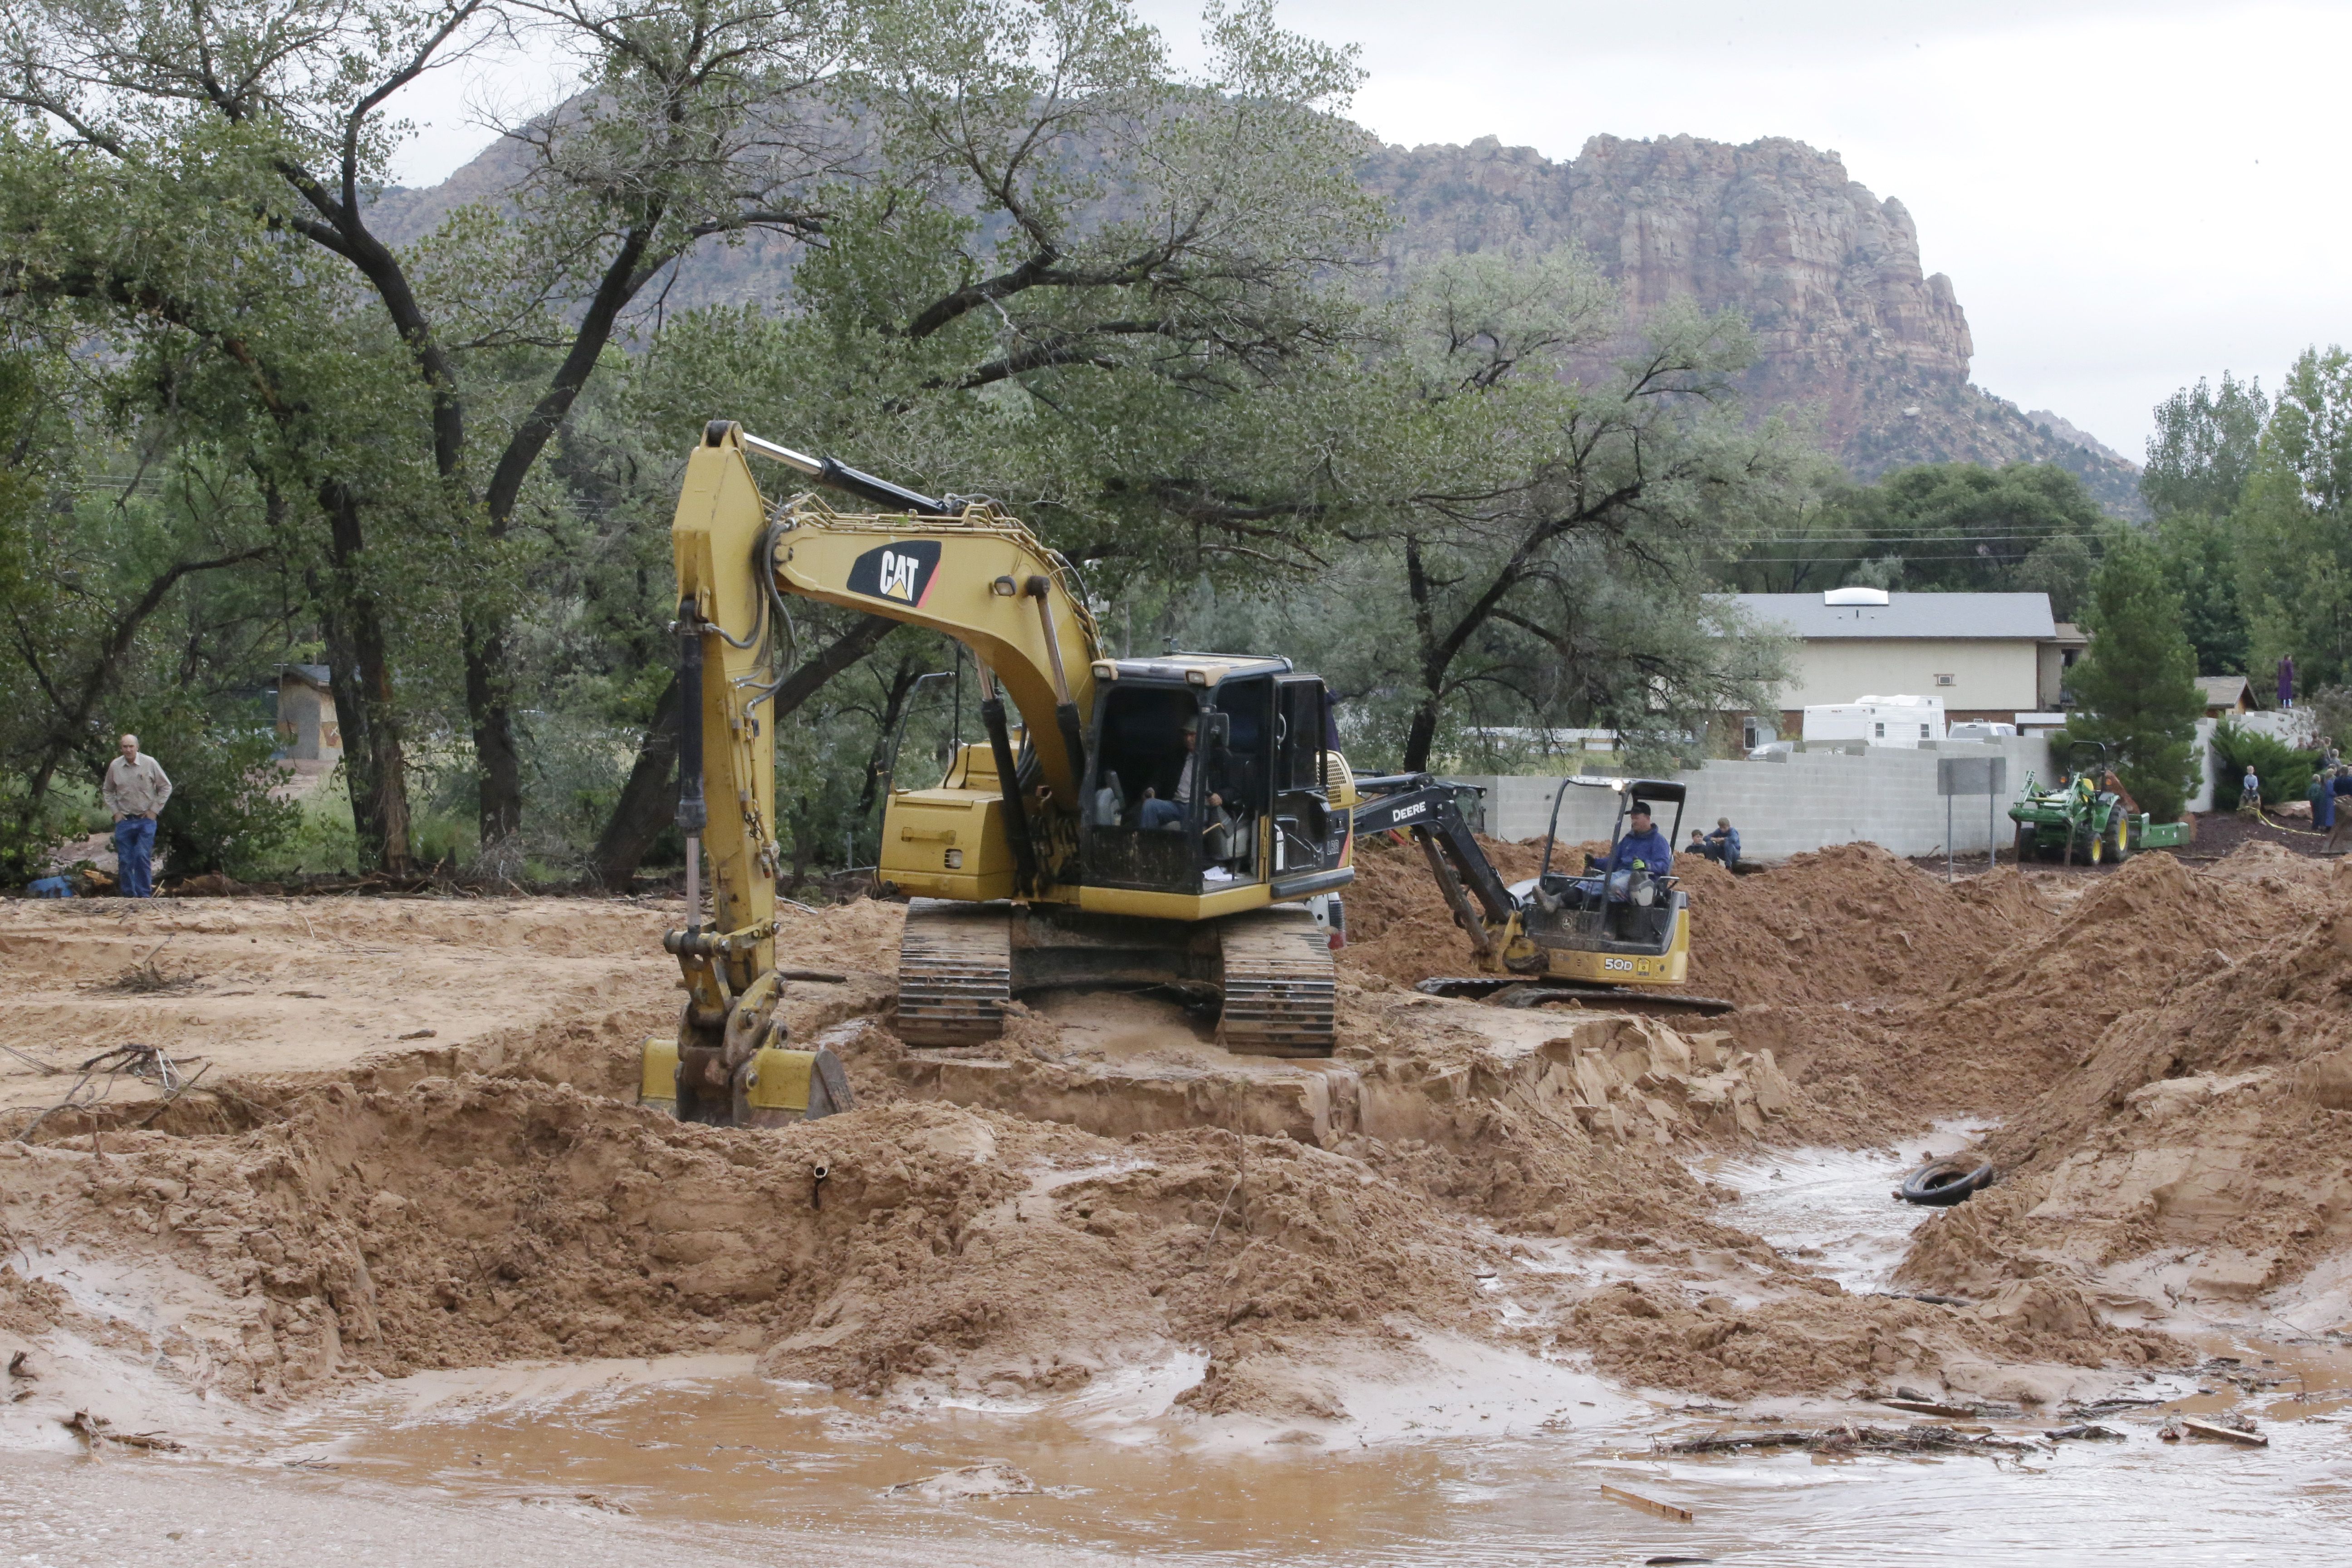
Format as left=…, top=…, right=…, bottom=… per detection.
left=2008, top=742, right=2189, bottom=865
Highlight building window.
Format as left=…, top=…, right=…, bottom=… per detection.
left=1934, top=673, right=1955, bottom=686
left=1920, top=724, right=1931, bottom=738
left=1873, top=722, right=1885, bottom=738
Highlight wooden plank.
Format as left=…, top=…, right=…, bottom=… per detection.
left=2177, top=1417, right=2268, bottom=1447
left=1881, top=1398, right=1983, bottom=1419
left=1601, top=1483, right=1694, bottom=1523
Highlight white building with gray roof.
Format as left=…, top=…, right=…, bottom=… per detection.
left=1724, top=588, right=2086, bottom=733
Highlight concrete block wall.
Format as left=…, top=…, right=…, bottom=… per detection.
left=1451, top=736, right=2055, bottom=861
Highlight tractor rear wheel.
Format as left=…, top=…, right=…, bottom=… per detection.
left=2107, top=809, right=2133, bottom=863
left=2013, top=821, right=2034, bottom=865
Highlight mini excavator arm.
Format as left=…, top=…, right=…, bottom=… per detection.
left=1352, top=775, right=1520, bottom=968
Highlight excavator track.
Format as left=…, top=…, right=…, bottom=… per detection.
left=897, top=899, right=1012, bottom=1046
left=1216, top=907, right=1338, bottom=1058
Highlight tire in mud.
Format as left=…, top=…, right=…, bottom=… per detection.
left=1896, top=1157, right=1996, bottom=1206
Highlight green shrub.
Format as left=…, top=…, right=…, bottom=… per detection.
left=2210, top=718, right=2316, bottom=810
left=0, top=774, right=90, bottom=884
left=253, top=776, right=358, bottom=877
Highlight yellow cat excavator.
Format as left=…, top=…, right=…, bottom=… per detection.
left=642, top=423, right=1358, bottom=1126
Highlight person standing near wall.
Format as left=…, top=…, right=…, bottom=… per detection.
left=2328, top=770, right=2352, bottom=855
left=102, top=733, right=172, bottom=897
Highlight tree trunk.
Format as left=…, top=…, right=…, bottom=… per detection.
left=588, top=613, right=900, bottom=889
left=464, top=622, right=524, bottom=849
left=589, top=672, right=681, bottom=891
left=1401, top=698, right=1442, bottom=774
left=321, top=487, right=412, bottom=874
left=857, top=652, right=929, bottom=820
left=1401, top=532, right=1445, bottom=773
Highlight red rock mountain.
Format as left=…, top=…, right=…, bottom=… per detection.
left=377, top=128, right=2138, bottom=508
left=1367, top=134, right=2137, bottom=508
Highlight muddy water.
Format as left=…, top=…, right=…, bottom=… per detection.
left=240, top=1133, right=2352, bottom=1567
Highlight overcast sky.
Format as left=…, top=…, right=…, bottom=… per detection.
left=388, top=0, right=2352, bottom=459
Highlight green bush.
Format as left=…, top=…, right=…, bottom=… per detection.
left=251, top=775, right=358, bottom=877
left=0, top=774, right=92, bottom=885
left=2210, top=718, right=2317, bottom=811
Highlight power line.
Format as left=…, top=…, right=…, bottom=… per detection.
left=1712, top=557, right=2117, bottom=571
left=1735, top=531, right=2113, bottom=545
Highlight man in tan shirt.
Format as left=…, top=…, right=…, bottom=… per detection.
left=102, top=733, right=172, bottom=897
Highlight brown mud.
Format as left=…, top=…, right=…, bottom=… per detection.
left=7, top=838, right=2348, bottom=1463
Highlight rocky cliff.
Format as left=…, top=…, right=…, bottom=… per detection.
left=1365, top=134, right=2139, bottom=510
left=377, top=127, right=2140, bottom=510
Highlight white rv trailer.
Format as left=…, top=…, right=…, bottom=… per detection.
left=1801, top=694, right=1947, bottom=748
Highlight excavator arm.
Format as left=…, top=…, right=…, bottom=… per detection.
left=670, top=419, right=1103, bottom=912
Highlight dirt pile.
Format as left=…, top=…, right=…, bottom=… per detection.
left=0, top=1061, right=2167, bottom=1425
left=1689, top=844, right=2035, bottom=1006
left=1899, top=857, right=2352, bottom=1311
left=1549, top=1273, right=2169, bottom=1403
left=1728, top=848, right=2349, bottom=1133
left=867, top=987, right=1804, bottom=1159
left=0, top=1078, right=1496, bottom=1410
left=1338, top=830, right=1550, bottom=986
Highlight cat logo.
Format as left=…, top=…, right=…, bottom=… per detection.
left=846, top=540, right=942, bottom=608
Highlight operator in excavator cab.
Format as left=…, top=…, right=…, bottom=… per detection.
left=1580, top=799, right=1674, bottom=938
left=1139, top=714, right=1221, bottom=830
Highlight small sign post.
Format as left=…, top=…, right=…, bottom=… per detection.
left=1938, top=755, right=2010, bottom=883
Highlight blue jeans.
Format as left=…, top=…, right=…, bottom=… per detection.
left=1140, top=798, right=1184, bottom=831
left=114, top=816, right=156, bottom=897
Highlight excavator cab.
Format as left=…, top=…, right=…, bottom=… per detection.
left=1081, top=662, right=1345, bottom=897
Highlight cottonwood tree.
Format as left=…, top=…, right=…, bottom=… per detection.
left=572, top=0, right=1378, bottom=882
left=2237, top=345, right=2352, bottom=686
left=1725, top=461, right=2109, bottom=619
left=4, top=0, right=857, bottom=867
left=0, top=348, right=300, bottom=878
left=1304, top=252, right=1810, bottom=771
left=2145, top=373, right=2269, bottom=520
